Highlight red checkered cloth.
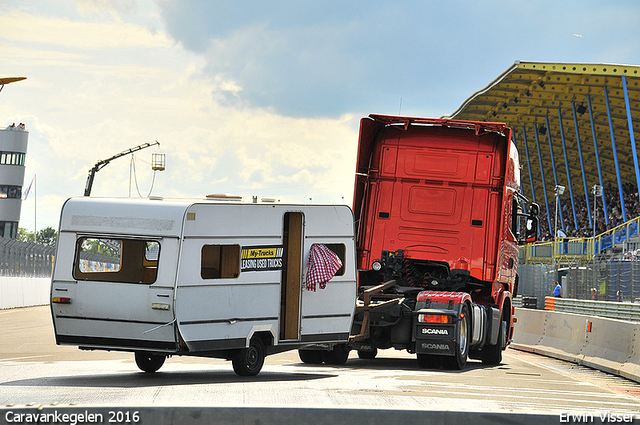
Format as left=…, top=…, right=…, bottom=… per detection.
left=305, top=244, right=343, bottom=291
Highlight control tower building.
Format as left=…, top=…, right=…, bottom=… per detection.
left=0, top=77, right=28, bottom=239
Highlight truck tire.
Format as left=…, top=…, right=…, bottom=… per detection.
left=481, top=318, right=506, bottom=365
left=320, top=343, right=350, bottom=365
left=441, top=303, right=470, bottom=370
left=232, top=338, right=266, bottom=376
left=134, top=352, right=166, bottom=373
left=357, top=348, right=378, bottom=360
left=298, top=349, right=323, bottom=364
left=417, top=353, right=441, bottom=369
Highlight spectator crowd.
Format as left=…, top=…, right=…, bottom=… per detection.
left=536, top=182, right=640, bottom=241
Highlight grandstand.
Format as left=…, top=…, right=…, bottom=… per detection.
left=447, top=61, right=640, bottom=302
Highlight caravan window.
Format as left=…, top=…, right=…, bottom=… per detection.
left=201, top=244, right=241, bottom=279
left=324, top=243, right=346, bottom=276
left=74, top=237, right=160, bottom=284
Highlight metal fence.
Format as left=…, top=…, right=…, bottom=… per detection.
left=518, top=259, right=640, bottom=303
left=515, top=295, right=640, bottom=322
left=0, top=237, right=55, bottom=277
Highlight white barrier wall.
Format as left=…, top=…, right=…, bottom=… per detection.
left=0, top=276, right=50, bottom=309
left=513, top=308, right=640, bottom=384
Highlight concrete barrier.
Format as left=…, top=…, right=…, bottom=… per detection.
left=0, top=276, right=50, bottom=309
left=512, top=307, right=640, bottom=384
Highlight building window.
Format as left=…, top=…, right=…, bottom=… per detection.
left=201, top=244, right=241, bottom=279
left=0, top=221, right=18, bottom=239
left=0, top=186, right=22, bottom=199
left=0, top=152, right=25, bottom=166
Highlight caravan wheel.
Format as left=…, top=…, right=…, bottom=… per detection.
left=134, top=352, right=166, bottom=373
left=232, top=338, right=266, bottom=376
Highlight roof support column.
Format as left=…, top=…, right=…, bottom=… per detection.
left=521, top=127, right=536, bottom=205
left=542, top=117, right=564, bottom=230
left=557, top=107, right=579, bottom=232
left=528, top=126, right=553, bottom=234
left=604, top=84, right=628, bottom=223
left=571, top=101, right=592, bottom=229
left=587, top=94, right=609, bottom=226
left=513, top=133, right=525, bottom=196
left=622, top=75, right=640, bottom=203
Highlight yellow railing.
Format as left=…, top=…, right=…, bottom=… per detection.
left=519, top=216, right=640, bottom=263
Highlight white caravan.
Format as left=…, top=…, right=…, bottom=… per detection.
left=50, top=197, right=357, bottom=376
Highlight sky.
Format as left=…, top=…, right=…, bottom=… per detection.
left=1, top=0, right=640, bottom=232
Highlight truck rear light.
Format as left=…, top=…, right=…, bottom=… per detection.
left=52, top=297, right=71, bottom=304
left=418, top=314, right=452, bottom=324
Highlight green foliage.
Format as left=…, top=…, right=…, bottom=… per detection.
left=81, top=238, right=120, bottom=258
left=17, top=226, right=58, bottom=247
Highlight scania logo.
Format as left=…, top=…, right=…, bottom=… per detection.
left=422, top=328, right=449, bottom=335
left=422, top=343, right=450, bottom=350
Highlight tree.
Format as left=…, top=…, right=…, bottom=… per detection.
left=17, top=226, right=57, bottom=247
left=37, top=227, right=57, bottom=247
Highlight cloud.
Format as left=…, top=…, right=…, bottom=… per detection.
left=0, top=10, right=171, bottom=50
left=6, top=0, right=640, bottom=233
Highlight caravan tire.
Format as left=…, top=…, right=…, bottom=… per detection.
left=134, top=352, right=166, bottom=373
left=233, top=338, right=266, bottom=376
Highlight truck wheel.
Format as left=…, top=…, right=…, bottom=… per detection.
left=298, top=349, right=323, bottom=364
left=357, top=348, right=377, bottom=360
left=442, top=303, right=470, bottom=370
left=321, top=343, right=350, bottom=365
left=134, top=352, right=166, bottom=373
left=481, top=318, right=506, bottom=365
left=417, top=354, right=441, bottom=369
left=232, top=338, right=266, bottom=376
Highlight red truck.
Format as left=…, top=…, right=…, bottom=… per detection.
left=301, top=114, right=538, bottom=369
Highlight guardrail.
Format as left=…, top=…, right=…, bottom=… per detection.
left=514, top=296, right=640, bottom=322
left=543, top=296, right=640, bottom=322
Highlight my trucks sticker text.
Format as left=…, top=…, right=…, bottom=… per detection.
left=241, top=246, right=284, bottom=272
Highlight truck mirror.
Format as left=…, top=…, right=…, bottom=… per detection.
left=523, top=203, right=540, bottom=243
left=524, top=217, right=538, bottom=243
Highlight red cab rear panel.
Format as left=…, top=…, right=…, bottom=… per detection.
left=353, top=115, right=519, bottom=288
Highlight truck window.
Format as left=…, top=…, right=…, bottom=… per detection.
left=511, top=196, right=520, bottom=239
left=74, top=238, right=160, bottom=284
left=201, top=244, right=241, bottom=279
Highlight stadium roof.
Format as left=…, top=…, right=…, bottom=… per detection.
left=447, top=60, right=640, bottom=227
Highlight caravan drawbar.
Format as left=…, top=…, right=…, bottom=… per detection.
left=50, top=197, right=357, bottom=376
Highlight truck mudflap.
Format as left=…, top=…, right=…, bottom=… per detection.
left=414, top=291, right=471, bottom=357
left=415, top=308, right=459, bottom=356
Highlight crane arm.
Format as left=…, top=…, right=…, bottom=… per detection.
left=84, top=141, right=160, bottom=196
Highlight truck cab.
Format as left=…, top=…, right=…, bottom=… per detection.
left=344, top=114, right=538, bottom=369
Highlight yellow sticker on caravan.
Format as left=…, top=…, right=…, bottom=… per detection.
left=241, top=246, right=284, bottom=271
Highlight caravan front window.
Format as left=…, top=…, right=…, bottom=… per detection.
left=74, top=237, right=160, bottom=284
